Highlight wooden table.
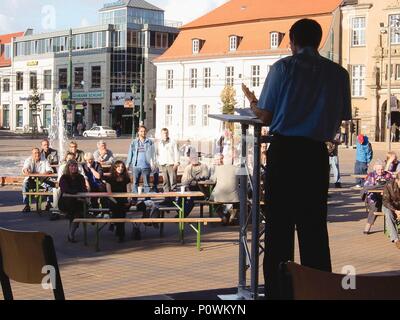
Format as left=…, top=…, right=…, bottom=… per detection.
left=63, top=191, right=204, bottom=245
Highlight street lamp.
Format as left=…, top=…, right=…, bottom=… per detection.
left=381, top=17, right=400, bottom=150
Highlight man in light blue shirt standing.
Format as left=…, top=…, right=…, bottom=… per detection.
left=126, top=125, right=155, bottom=193
left=243, top=19, right=352, bottom=299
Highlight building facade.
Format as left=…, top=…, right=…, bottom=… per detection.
left=341, top=0, right=400, bottom=142
left=0, top=31, right=25, bottom=129
left=154, top=0, right=343, bottom=141
left=0, top=0, right=179, bottom=134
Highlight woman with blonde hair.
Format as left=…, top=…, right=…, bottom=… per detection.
left=385, top=151, right=400, bottom=173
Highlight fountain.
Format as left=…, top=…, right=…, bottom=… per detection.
left=48, top=91, right=68, bottom=163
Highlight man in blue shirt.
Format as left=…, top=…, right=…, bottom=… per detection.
left=243, top=19, right=352, bottom=299
left=126, top=125, right=155, bottom=193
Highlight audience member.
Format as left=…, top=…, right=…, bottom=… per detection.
left=157, top=128, right=180, bottom=192
left=354, top=134, right=373, bottom=188
left=82, top=152, right=105, bottom=208
left=21, top=148, right=54, bottom=213
left=68, top=141, right=85, bottom=163
left=382, top=172, right=400, bottom=249
left=93, top=140, right=114, bottom=165
left=362, top=160, right=392, bottom=234
left=58, top=160, right=88, bottom=243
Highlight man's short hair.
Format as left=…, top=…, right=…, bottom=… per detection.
left=41, top=139, right=49, bottom=144
left=97, top=140, right=106, bottom=147
left=138, top=125, right=147, bottom=131
left=289, top=19, right=322, bottom=49
left=69, top=141, right=77, bottom=147
left=84, top=152, right=94, bottom=160
left=161, top=128, right=169, bottom=133
left=32, top=147, right=40, bottom=153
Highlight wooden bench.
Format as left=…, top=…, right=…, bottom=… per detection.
left=73, top=217, right=223, bottom=252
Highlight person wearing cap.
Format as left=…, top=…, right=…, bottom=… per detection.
left=354, top=134, right=373, bottom=188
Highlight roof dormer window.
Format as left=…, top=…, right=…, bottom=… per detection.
left=270, top=32, right=279, bottom=49
left=192, top=39, right=200, bottom=54
left=230, top=35, right=238, bottom=51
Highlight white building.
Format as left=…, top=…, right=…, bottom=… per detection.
left=1, top=0, right=180, bottom=134
left=154, top=0, right=343, bottom=141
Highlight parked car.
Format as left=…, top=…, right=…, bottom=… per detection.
left=82, top=126, right=117, bottom=138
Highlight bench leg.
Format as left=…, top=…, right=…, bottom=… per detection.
left=95, top=223, right=100, bottom=252
left=83, top=222, right=88, bottom=246
left=200, top=204, right=204, bottom=218
left=160, top=211, right=165, bottom=237
left=180, top=198, right=185, bottom=244
left=197, top=222, right=201, bottom=251
left=209, top=203, right=214, bottom=218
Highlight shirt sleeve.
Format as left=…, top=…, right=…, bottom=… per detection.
left=257, top=62, right=284, bottom=113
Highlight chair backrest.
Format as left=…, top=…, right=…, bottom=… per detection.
left=281, top=261, right=400, bottom=300
left=0, top=227, right=64, bottom=300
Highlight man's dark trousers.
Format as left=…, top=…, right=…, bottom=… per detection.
left=264, top=135, right=332, bottom=299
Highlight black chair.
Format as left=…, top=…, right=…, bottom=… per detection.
left=0, top=227, right=64, bottom=300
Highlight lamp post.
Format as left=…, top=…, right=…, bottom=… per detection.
left=131, top=84, right=136, bottom=140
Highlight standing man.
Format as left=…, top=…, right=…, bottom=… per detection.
left=242, top=19, right=351, bottom=299
left=157, top=128, right=180, bottom=192
left=126, top=125, right=155, bottom=193
left=326, top=132, right=342, bottom=188
left=354, top=134, right=373, bottom=188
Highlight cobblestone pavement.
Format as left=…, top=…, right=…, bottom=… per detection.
left=1, top=138, right=400, bottom=299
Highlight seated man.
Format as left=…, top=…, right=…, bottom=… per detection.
left=21, top=147, right=54, bottom=212
left=82, top=152, right=105, bottom=208
left=178, top=154, right=209, bottom=217
left=68, top=141, right=85, bottom=163
left=382, top=172, right=400, bottom=249
left=93, top=140, right=114, bottom=165
left=362, top=160, right=392, bottom=234
left=209, top=154, right=240, bottom=225
left=40, top=139, right=59, bottom=169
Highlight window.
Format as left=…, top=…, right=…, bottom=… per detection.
left=155, top=32, right=168, bottom=48
left=167, top=70, right=174, bottom=89
left=4, top=44, right=10, bottom=59
left=3, top=78, right=10, bottom=92
left=202, top=105, right=210, bottom=126
left=251, top=65, right=260, bottom=87
left=58, top=68, right=67, bottom=89
left=30, top=72, right=37, bottom=90
left=192, top=39, right=200, bottom=54
left=351, top=17, right=366, bottom=46
left=204, top=67, right=211, bottom=88
left=190, top=68, right=198, bottom=88
left=226, top=66, right=234, bottom=86
left=396, top=64, right=400, bottom=80
left=165, top=105, right=173, bottom=126
left=43, top=105, right=52, bottom=129
left=390, top=15, right=400, bottom=44
left=229, top=36, right=237, bottom=51
left=44, top=70, right=52, bottom=90
left=189, top=105, right=196, bottom=126
left=271, top=32, right=279, bottom=48
left=91, top=66, right=101, bottom=88
left=128, top=31, right=138, bottom=47
left=16, top=72, right=24, bottom=91
left=74, top=67, right=84, bottom=89
left=2, top=105, right=10, bottom=128
left=16, top=105, right=23, bottom=127
left=386, top=64, right=394, bottom=81
left=351, top=65, right=366, bottom=97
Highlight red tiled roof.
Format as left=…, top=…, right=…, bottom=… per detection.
left=182, top=0, right=343, bottom=29
left=0, top=32, right=24, bottom=67
left=155, top=15, right=335, bottom=62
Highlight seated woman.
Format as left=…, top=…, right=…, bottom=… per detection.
left=362, top=160, right=392, bottom=234
left=105, top=161, right=131, bottom=243
left=385, top=151, right=400, bottom=174
left=382, top=172, right=400, bottom=249
left=58, top=160, right=88, bottom=243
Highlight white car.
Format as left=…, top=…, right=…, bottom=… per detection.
left=82, top=126, right=117, bottom=138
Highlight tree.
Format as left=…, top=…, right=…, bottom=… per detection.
left=28, top=89, right=42, bottom=137
left=220, top=85, right=237, bottom=164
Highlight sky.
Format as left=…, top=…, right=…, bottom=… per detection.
left=0, top=0, right=227, bottom=34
